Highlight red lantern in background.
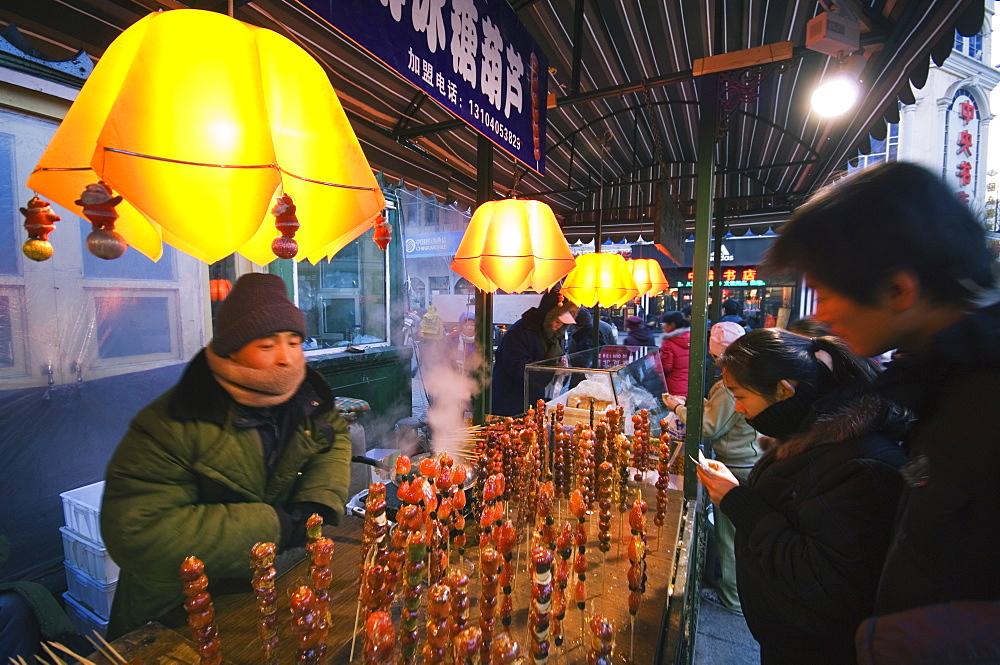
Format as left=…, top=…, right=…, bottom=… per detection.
left=210, top=279, right=232, bottom=302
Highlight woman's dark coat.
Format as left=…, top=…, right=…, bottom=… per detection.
left=719, top=391, right=908, bottom=665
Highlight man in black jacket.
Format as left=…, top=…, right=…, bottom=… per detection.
left=767, top=161, right=1000, bottom=660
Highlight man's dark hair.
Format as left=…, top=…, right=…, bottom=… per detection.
left=661, top=311, right=687, bottom=328
left=767, top=161, right=994, bottom=306
left=722, top=299, right=740, bottom=316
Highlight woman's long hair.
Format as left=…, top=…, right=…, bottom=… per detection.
left=719, top=328, right=878, bottom=400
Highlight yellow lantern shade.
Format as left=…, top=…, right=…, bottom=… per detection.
left=450, top=199, right=576, bottom=293
left=561, top=252, right=639, bottom=308
left=27, top=9, right=384, bottom=264
left=629, top=258, right=669, bottom=298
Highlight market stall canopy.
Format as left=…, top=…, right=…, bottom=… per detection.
left=2, top=0, right=985, bottom=244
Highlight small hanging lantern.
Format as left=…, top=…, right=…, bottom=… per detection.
left=629, top=258, right=669, bottom=299
left=77, top=181, right=127, bottom=260
left=451, top=199, right=576, bottom=293
left=561, top=252, right=639, bottom=308
left=20, top=195, right=61, bottom=262
left=270, top=194, right=299, bottom=259
left=372, top=213, right=392, bottom=250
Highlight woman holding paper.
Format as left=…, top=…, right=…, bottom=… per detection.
left=695, top=328, right=908, bottom=665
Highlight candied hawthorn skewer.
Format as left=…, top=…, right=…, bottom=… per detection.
left=453, top=626, right=483, bottom=665
left=496, top=519, right=517, bottom=629
left=655, top=420, right=673, bottom=535
left=552, top=521, right=573, bottom=649
left=569, top=488, right=589, bottom=642
left=423, top=582, right=453, bottom=664
left=363, top=610, right=395, bottom=665
left=180, top=556, right=221, bottom=665
left=627, top=497, right=649, bottom=663
left=479, top=546, right=501, bottom=663
left=399, top=530, right=428, bottom=665
left=250, top=542, right=279, bottom=665
left=529, top=547, right=554, bottom=665
left=587, top=615, right=615, bottom=665
left=489, top=632, right=522, bottom=665
left=289, top=585, right=328, bottom=665
left=446, top=567, right=471, bottom=637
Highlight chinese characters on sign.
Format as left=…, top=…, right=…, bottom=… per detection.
left=301, top=0, right=547, bottom=173
left=946, top=91, right=979, bottom=205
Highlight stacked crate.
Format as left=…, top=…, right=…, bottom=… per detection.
left=59, top=481, right=119, bottom=637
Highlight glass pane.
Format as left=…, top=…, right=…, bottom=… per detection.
left=96, top=295, right=171, bottom=358
left=321, top=241, right=359, bottom=288
left=0, top=295, right=13, bottom=368
left=286, top=235, right=387, bottom=350
left=0, top=133, right=20, bottom=276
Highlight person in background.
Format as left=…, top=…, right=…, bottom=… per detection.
left=720, top=298, right=748, bottom=328
left=680, top=305, right=693, bottom=327
left=696, top=329, right=909, bottom=664
left=787, top=316, right=830, bottom=338
left=600, top=314, right=619, bottom=341
left=662, top=321, right=760, bottom=615
left=568, top=307, right=616, bottom=353
left=766, top=161, right=1000, bottom=661
left=101, top=273, right=352, bottom=638
left=658, top=311, right=691, bottom=395
left=491, top=289, right=578, bottom=416
left=623, top=314, right=655, bottom=346
left=446, top=311, right=478, bottom=373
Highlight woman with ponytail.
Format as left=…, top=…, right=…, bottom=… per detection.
left=695, top=328, right=909, bottom=665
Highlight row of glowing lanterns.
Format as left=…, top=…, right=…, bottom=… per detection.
left=22, top=7, right=664, bottom=309
left=450, top=199, right=668, bottom=308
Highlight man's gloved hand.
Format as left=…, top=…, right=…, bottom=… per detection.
left=275, top=501, right=336, bottom=552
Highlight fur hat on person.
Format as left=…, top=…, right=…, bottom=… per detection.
left=210, top=273, right=307, bottom=357
left=709, top=321, right=746, bottom=358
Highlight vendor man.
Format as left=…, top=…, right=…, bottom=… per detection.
left=101, top=273, right=351, bottom=638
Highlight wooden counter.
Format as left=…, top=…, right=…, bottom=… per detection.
left=101, top=484, right=686, bottom=665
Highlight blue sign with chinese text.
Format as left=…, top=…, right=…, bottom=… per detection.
left=298, top=0, right=548, bottom=174
left=403, top=231, right=465, bottom=257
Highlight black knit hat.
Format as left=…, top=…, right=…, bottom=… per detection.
left=210, top=273, right=307, bottom=357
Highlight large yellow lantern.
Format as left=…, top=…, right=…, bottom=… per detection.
left=629, top=258, right=669, bottom=298
left=561, top=252, right=639, bottom=308
left=450, top=199, right=576, bottom=293
left=27, top=9, right=385, bottom=264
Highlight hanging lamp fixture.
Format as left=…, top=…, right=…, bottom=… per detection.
left=450, top=198, right=576, bottom=293
left=628, top=258, right=669, bottom=298
left=26, top=9, right=385, bottom=264
left=561, top=252, right=639, bottom=308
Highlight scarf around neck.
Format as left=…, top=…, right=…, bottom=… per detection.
left=204, top=346, right=306, bottom=407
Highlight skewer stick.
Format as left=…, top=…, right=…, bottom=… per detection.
left=630, top=616, right=636, bottom=664
left=85, top=636, right=121, bottom=665
left=46, top=642, right=97, bottom=665
left=92, top=630, right=127, bottom=665
left=39, top=644, right=66, bottom=665
left=348, top=544, right=378, bottom=661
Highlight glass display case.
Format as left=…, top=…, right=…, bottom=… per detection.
left=523, top=345, right=669, bottom=434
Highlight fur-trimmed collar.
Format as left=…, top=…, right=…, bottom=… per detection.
left=168, top=348, right=336, bottom=426
left=762, top=390, right=907, bottom=461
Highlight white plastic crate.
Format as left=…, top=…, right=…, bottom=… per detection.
left=64, top=562, right=116, bottom=620
left=62, top=592, right=108, bottom=638
left=60, top=481, right=105, bottom=546
left=59, top=526, right=119, bottom=584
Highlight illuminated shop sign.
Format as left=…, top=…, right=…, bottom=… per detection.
left=300, top=0, right=548, bottom=173
left=944, top=89, right=980, bottom=204
left=676, top=280, right=767, bottom=288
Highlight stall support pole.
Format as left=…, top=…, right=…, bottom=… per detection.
left=685, top=74, right=716, bottom=500
left=473, top=135, right=495, bottom=426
